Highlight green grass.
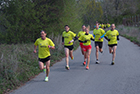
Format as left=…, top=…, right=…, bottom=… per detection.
left=0, top=44, right=41, bottom=94
left=121, top=34, right=139, bottom=44
left=117, top=25, right=140, bottom=45
left=0, top=35, right=79, bottom=94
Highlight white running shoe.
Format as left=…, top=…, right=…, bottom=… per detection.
left=45, top=77, right=49, bottom=82
left=96, top=60, right=100, bottom=64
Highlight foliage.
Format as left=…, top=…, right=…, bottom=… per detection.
left=0, top=43, right=41, bottom=93
left=78, top=0, right=103, bottom=28
left=117, top=25, right=140, bottom=45
left=0, top=31, right=80, bottom=93
left=0, top=0, right=83, bottom=44
left=100, top=0, right=140, bottom=24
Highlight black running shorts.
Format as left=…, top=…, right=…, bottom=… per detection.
left=95, top=42, right=103, bottom=49
left=64, top=45, right=74, bottom=51
left=108, top=44, right=117, bottom=47
left=38, top=56, right=51, bottom=63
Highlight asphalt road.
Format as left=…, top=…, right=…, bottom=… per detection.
left=10, top=32, right=140, bottom=94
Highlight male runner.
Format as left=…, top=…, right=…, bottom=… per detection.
left=34, top=30, right=55, bottom=82
left=77, top=25, right=86, bottom=55
left=104, top=24, right=119, bottom=65
left=62, top=25, right=77, bottom=70
left=93, top=23, right=105, bottom=64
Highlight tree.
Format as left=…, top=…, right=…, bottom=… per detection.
left=100, top=0, right=139, bottom=24
left=0, top=0, right=84, bottom=44
left=78, top=0, right=103, bottom=28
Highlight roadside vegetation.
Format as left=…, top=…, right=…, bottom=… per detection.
left=117, top=25, right=140, bottom=45
left=0, top=34, right=79, bottom=94
left=0, top=0, right=140, bottom=94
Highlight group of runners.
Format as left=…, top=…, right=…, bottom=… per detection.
left=34, top=23, right=119, bottom=82
left=94, top=23, right=111, bottom=29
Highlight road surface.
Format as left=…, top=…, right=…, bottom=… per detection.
left=10, top=32, right=140, bottom=94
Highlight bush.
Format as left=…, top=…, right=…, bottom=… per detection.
left=0, top=0, right=83, bottom=44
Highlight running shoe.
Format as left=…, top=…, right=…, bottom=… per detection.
left=96, top=60, right=100, bottom=64
left=86, top=66, right=89, bottom=70
left=111, top=61, right=115, bottom=65
left=71, top=56, right=74, bottom=60
left=43, top=68, right=46, bottom=73
left=111, top=50, right=113, bottom=54
left=100, top=50, right=103, bottom=53
left=45, top=76, right=49, bottom=82
left=83, top=61, right=86, bottom=66
left=65, top=65, right=70, bottom=70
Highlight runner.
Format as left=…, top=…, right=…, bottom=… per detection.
left=93, top=23, right=105, bottom=64
left=107, top=23, right=111, bottom=28
left=104, top=24, right=119, bottom=65
left=34, top=30, right=55, bottom=82
left=104, top=24, right=107, bottom=29
left=77, top=25, right=86, bottom=55
left=79, top=27, right=94, bottom=70
left=101, top=23, right=104, bottom=29
left=62, top=25, right=77, bottom=70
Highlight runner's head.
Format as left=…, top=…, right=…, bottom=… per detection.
left=40, top=30, right=46, bottom=40
left=82, top=25, right=86, bottom=31
left=111, top=24, right=116, bottom=31
left=96, top=23, right=99, bottom=29
left=85, top=27, right=89, bottom=34
left=65, top=25, right=70, bottom=32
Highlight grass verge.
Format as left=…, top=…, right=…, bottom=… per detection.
left=117, top=25, right=140, bottom=45
left=0, top=34, right=79, bottom=94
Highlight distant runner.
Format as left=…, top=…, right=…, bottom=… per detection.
left=34, top=30, right=55, bottom=82
left=77, top=25, right=86, bottom=55
left=93, top=23, right=105, bottom=64
left=62, top=25, right=78, bottom=70
left=101, top=23, right=104, bottom=29
left=107, top=23, right=111, bottom=28
left=79, top=27, right=94, bottom=70
left=105, top=24, right=119, bottom=65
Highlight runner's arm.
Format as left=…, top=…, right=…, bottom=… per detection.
left=69, top=36, right=78, bottom=44
left=79, top=40, right=87, bottom=43
left=62, top=37, right=64, bottom=42
left=34, top=45, right=37, bottom=53
left=48, top=45, right=55, bottom=49
left=73, top=36, right=78, bottom=41
left=91, top=38, right=94, bottom=41
left=117, top=35, right=119, bottom=40
left=104, top=36, right=110, bottom=41
left=100, top=33, right=106, bottom=38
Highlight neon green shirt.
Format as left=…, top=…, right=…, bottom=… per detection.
left=77, top=31, right=85, bottom=38
left=101, top=24, right=104, bottom=28
left=93, top=28, right=105, bottom=42
left=34, top=37, right=55, bottom=59
left=79, top=34, right=94, bottom=46
left=107, top=24, right=110, bottom=27
left=62, top=31, right=76, bottom=46
left=105, top=29, right=119, bottom=45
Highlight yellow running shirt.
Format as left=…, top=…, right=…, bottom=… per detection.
left=101, top=24, right=104, bottom=28
left=77, top=31, right=85, bottom=38
left=62, top=31, right=76, bottom=46
left=107, top=24, right=110, bottom=28
left=34, top=37, right=55, bottom=59
left=105, top=29, right=119, bottom=45
left=93, top=28, right=105, bottom=42
left=79, top=34, right=94, bottom=46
